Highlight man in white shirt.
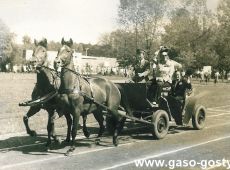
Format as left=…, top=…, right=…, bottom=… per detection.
left=155, top=51, right=175, bottom=83
left=147, top=47, right=182, bottom=105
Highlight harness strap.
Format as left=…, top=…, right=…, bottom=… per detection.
left=19, top=91, right=58, bottom=107
left=59, top=67, right=96, bottom=112
left=85, top=78, right=94, bottom=99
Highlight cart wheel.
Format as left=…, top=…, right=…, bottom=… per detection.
left=192, top=104, right=206, bottom=130
left=151, top=110, right=169, bottom=139
left=106, top=116, right=116, bottom=135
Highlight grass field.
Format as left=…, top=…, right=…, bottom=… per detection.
left=0, top=73, right=230, bottom=135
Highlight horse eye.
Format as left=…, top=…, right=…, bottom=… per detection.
left=67, top=50, right=71, bottom=53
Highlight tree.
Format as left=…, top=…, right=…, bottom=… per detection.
left=162, top=0, right=217, bottom=70
left=214, top=0, right=230, bottom=72
left=0, top=19, right=14, bottom=71
left=48, top=40, right=61, bottom=51
left=118, top=0, right=168, bottom=57
left=10, top=43, right=25, bottom=66
left=22, top=35, right=32, bottom=49
left=162, top=8, right=200, bottom=65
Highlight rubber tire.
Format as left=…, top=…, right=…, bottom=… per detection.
left=105, top=116, right=116, bottom=135
left=151, top=110, right=169, bottom=139
left=192, top=104, right=206, bottom=130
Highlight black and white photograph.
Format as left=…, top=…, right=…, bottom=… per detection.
left=0, top=0, right=229, bottom=169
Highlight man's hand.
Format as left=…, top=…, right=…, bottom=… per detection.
left=186, top=89, right=193, bottom=96
left=138, top=73, right=144, bottom=77
left=138, top=70, right=150, bottom=77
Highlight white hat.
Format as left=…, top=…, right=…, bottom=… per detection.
left=162, top=52, right=168, bottom=56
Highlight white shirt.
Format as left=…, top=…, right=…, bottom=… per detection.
left=155, top=59, right=179, bottom=83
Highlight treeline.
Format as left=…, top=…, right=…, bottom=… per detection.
left=0, top=0, right=230, bottom=74
left=99, top=0, right=230, bottom=74
left=0, top=23, right=115, bottom=71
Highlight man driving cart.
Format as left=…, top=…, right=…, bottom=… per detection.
left=132, top=49, right=151, bottom=83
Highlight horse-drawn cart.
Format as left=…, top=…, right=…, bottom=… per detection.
left=106, top=82, right=206, bottom=139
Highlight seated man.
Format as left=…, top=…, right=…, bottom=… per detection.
left=132, top=49, right=150, bottom=83
left=168, top=74, right=192, bottom=125
left=172, top=69, right=181, bottom=88
left=172, top=74, right=192, bottom=101
left=147, top=48, right=175, bottom=105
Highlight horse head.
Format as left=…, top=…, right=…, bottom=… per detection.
left=32, top=38, right=48, bottom=67
left=55, top=38, right=74, bottom=69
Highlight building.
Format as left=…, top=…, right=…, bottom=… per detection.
left=25, top=50, right=118, bottom=74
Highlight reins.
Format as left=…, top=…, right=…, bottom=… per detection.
left=61, top=67, right=81, bottom=76
left=38, top=65, right=61, bottom=91
left=19, top=65, right=60, bottom=107
left=38, top=65, right=60, bottom=77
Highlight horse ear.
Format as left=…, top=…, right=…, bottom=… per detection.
left=69, top=38, right=73, bottom=47
left=61, top=37, right=65, bottom=45
left=34, top=39, right=38, bottom=46
left=43, top=38, right=47, bottom=48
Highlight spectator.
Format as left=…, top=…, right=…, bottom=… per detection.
left=214, top=71, right=220, bottom=84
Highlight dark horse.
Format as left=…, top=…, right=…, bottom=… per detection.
left=55, top=38, right=125, bottom=154
left=23, top=38, right=73, bottom=148
left=25, top=39, right=103, bottom=150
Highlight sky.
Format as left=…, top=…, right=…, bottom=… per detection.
left=0, top=0, right=220, bottom=44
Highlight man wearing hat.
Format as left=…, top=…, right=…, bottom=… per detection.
left=147, top=47, right=182, bottom=106
left=132, top=49, right=150, bottom=83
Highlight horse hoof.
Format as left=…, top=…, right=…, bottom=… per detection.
left=54, top=137, right=62, bottom=145
left=97, top=128, right=105, bottom=137
left=28, top=130, right=37, bottom=137
left=64, top=150, right=72, bottom=156
left=64, top=138, right=71, bottom=143
left=113, top=137, right=119, bottom=147
left=83, top=131, right=90, bottom=138
left=65, top=146, right=75, bottom=156
left=45, top=141, right=52, bottom=149
left=95, top=138, right=100, bottom=145
left=45, top=146, right=51, bottom=152
left=97, top=134, right=102, bottom=138
left=64, top=152, right=70, bottom=156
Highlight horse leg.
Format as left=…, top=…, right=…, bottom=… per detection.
left=93, top=109, right=105, bottom=137
left=23, top=106, right=41, bottom=136
left=46, top=110, right=54, bottom=149
left=46, top=110, right=61, bottom=149
left=64, top=113, right=72, bottom=143
left=82, top=113, right=90, bottom=138
left=113, top=116, right=126, bottom=147
left=65, top=108, right=80, bottom=156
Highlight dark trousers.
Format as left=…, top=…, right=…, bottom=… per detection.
left=167, top=95, right=185, bottom=125
left=147, top=79, right=163, bottom=102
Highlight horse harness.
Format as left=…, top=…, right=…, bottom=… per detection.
left=58, top=68, right=98, bottom=112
